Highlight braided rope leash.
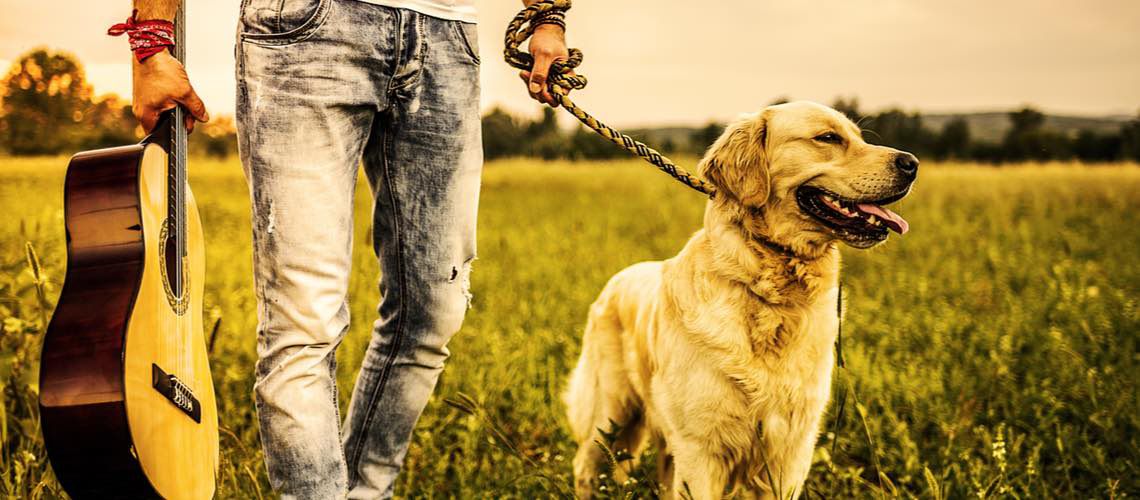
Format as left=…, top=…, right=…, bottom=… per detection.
left=504, top=0, right=717, bottom=197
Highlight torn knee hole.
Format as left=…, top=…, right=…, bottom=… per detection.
left=448, top=257, right=476, bottom=306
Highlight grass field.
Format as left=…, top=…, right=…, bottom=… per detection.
left=0, top=156, right=1138, bottom=498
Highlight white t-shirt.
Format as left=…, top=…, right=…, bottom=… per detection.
left=361, top=0, right=477, bottom=23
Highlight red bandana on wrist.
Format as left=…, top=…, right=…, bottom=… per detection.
left=108, top=10, right=175, bottom=62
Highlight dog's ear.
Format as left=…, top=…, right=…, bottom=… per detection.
left=698, top=112, right=770, bottom=207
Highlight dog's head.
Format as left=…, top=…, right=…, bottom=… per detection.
left=699, top=101, right=917, bottom=253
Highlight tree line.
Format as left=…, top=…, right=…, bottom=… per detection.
left=829, top=97, right=1140, bottom=163
left=485, top=97, right=1140, bottom=163
left=3, top=49, right=1138, bottom=164
left=0, top=49, right=235, bottom=158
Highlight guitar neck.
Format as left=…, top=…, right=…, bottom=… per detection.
left=168, top=2, right=187, bottom=260
left=169, top=2, right=187, bottom=160
left=171, top=2, right=186, bottom=133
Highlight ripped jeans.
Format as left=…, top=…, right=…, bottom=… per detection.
left=235, top=0, right=481, bottom=497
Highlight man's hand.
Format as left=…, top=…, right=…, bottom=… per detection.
left=519, top=24, right=571, bottom=107
left=132, top=50, right=208, bottom=132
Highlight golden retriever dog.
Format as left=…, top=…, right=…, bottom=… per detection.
left=565, top=101, right=918, bottom=499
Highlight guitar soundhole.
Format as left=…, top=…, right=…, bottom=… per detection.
left=158, top=220, right=188, bottom=314
left=164, top=229, right=182, bottom=298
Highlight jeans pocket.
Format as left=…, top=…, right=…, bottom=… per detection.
left=240, top=0, right=331, bottom=45
left=450, top=21, right=480, bottom=65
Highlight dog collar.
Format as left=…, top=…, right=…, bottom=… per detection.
left=749, top=233, right=804, bottom=260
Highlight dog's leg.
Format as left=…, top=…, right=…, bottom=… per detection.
left=568, top=369, right=640, bottom=498
left=655, top=437, right=675, bottom=496
left=746, top=419, right=820, bottom=500
left=669, top=440, right=730, bottom=500
left=609, top=410, right=652, bottom=485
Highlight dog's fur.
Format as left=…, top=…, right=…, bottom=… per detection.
left=565, top=101, right=916, bottom=499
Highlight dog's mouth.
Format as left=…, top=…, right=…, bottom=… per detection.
left=795, top=185, right=910, bottom=248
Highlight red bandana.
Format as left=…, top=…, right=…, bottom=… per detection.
left=108, top=10, right=175, bottom=62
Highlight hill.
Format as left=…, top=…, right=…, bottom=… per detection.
left=921, top=112, right=1133, bottom=143
left=626, top=112, right=1136, bottom=150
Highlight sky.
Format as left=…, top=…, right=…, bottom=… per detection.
left=1, top=0, right=1138, bottom=127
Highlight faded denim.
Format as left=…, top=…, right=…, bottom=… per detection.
left=236, top=0, right=481, bottom=497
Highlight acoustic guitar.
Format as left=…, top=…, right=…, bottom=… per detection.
left=39, top=3, right=218, bottom=498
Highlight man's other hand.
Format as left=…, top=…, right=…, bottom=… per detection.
left=132, top=50, right=209, bottom=132
left=520, top=25, right=570, bottom=107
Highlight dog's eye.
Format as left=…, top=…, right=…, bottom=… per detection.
left=813, top=132, right=843, bottom=145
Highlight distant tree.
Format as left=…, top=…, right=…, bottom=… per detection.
left=1008, top=108, right=1045, bottom=136
left=73, top=94, right=136, bottom=150
left=862, top=109, right=935, bottom=157
left=526, top=107, right=559, bottom=141
left=935, top=118, right=971, bottom=160
left=530, top=131, right=569, bottom=160
left=517, top=107, right=565, bottom=159
left=2, top=49, right=91, bottom=154
left=567, top=128, right=625, bottom=160
left=1003, top=107, right=1063, bottom=161
left=1072, top=129, right=1122, bottom=162
left=969, top=141, right=1005, bottom=163
left=691, top=122, right=723, bottom=155
left=0, top=48, right=136, bottom=155
left=481, top=107, right=524, bottom=159
left=1121, top=114, right=1140, bottom=162
left=831, top=96, right=861, bottom=122
left=189, top=115, right=238, bottom=159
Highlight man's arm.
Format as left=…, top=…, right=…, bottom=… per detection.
left=519, top=0, right=570, bottom=107
left=131, top=0, right=208, bottom=132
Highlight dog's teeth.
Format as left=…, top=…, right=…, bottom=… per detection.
left=868, top=215, right=879, bottom=225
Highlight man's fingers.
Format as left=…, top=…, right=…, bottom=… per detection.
left=524, top=59, right=573, bottom=108
left=137, top=99, right=191, bottom=133
left=529, top=53, right=553, bottom=105
left=137, top=105, right=167, bottom=133
left=140, top=111, right=158, bottom=133
left=177, top=86, right=210, bottom=123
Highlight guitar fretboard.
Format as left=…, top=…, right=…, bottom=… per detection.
left=166, top=3, right=188, bottom=297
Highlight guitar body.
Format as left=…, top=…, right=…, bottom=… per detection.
left=40, top=141, right=218, bottom=498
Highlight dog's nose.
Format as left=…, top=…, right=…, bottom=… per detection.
left=894, top=152, right=919, bottom=178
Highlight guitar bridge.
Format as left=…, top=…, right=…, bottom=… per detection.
left=152, top=364, right=202, bottom=423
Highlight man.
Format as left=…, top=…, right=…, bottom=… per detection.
left=128, top=0, right=569, bottom=497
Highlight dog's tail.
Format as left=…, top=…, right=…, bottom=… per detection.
left=565, top=262, right=659, bottom=444
left=564, top=282, right=625, bottom=443
left=564, top=315, right=600, bottom=443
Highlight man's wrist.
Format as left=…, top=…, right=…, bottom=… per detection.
left=133, top=49, right=169, bottom=70
left=534, top=24, right=565, bottom=36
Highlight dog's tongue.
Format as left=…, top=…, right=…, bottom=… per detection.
left=856, top=203, right=909, bottom=234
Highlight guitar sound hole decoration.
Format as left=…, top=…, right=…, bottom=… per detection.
left=159, top=219, right=189, bottom=314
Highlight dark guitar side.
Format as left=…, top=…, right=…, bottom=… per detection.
left=39, top=145, right=161, bottom=499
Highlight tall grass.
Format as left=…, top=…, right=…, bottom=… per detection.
left=0, top=156, right=1137, bottom=497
